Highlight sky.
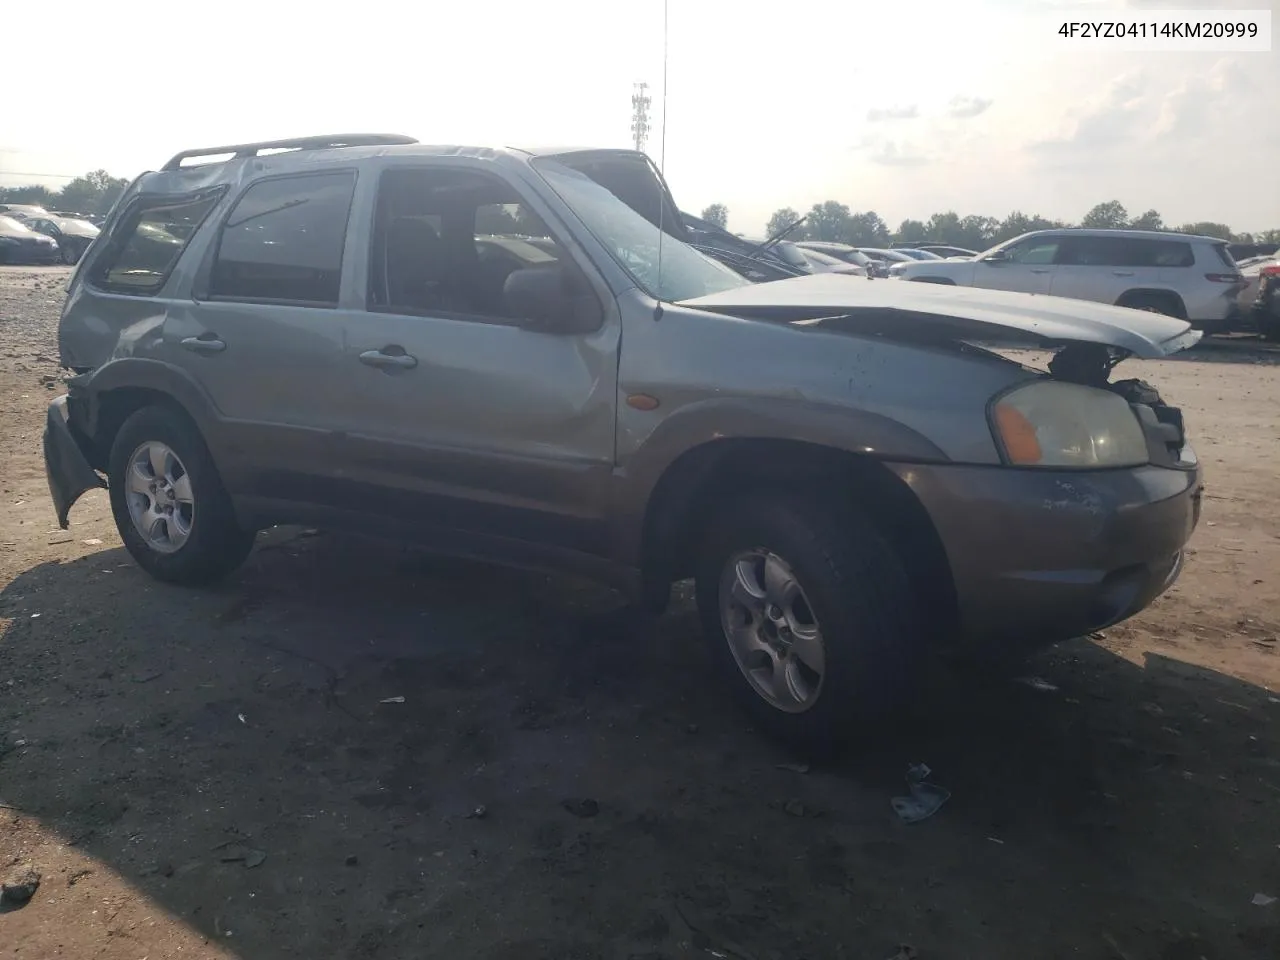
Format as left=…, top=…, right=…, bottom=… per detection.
left=3, top=0, right=1277, bottom=234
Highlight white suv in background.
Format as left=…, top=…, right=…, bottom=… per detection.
left=891, top=229, right=1246, bottom=332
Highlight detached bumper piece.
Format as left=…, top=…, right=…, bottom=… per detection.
left=43, top=395, right=105, bottom=529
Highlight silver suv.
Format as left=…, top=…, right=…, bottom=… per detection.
left=892, top=228, right=1247, bottom=332
left=43, top=134, right=1204, bottom=749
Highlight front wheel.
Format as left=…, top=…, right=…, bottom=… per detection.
left=60, top=242, right=80, bottom=265
left=694, top=493, right=925, bottom=754
left=108, top=405, right=256, bottom=585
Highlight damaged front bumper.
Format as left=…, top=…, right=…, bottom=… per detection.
left=43, top=394, right=106, bottom=528
left=892, top=455, right=1203, bottom=655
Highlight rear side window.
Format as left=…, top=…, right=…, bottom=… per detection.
left=90, top=191, right=222, bottom=295
left=209, top=172, right=356, bottom=305
left=1056, top=236, right=1194, bottom=268
left=1212, top=244, right=1237, bottom=270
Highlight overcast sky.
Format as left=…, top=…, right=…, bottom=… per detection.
left=3, top=0, right=1276, bottom=233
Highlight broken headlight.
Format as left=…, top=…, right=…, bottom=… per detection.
left=990, top=380, right=1148, bottom=469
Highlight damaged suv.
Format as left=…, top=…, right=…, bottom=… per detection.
left=44, top=134, right=1203, bottom=748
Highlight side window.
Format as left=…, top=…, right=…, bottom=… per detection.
left=1144, top=240, right=1194, bottom=268
left=1056, top=236, right=1119, bottom=266
left=209, top=172, right=356, bottom=305
left=1007, top=238, right=1059, bottom=265
left=90, top=191, right=221, bottom=295
left=370, top=167, right=592, bottom=326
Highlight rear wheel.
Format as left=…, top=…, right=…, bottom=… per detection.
left=1117, top=291, right=1185, bottom=319
left=60, top=242, right=80, bottom=265
left=694, top=492, right=925, bottom=754
left=108, top=405, right=256, bottom=585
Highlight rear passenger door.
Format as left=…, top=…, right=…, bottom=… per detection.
left=1051, top=235, right=1163, bottom=305
left=169, top=170, right=359, bottom=503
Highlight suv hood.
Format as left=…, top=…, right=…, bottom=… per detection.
left=679, top=273, right=1201, bottom=358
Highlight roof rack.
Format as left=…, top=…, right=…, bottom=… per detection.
left=161, top=133, right=419, bottom=171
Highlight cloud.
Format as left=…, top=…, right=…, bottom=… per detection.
left=869, top=140, right=932, bottom=166
left=946, top=96, right=993, bottom=119
left=866, top=104, right=918, bottom=122
left=1027, top=69, right=1148, bottom=154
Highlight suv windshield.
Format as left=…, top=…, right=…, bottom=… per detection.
left=533, top=159, right=749, bottom=302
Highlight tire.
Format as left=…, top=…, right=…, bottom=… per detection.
left=694, top=492, right=925, bottom=755
left=107, top=405, right=256, bottom=585
left=60, top=242, right=80, bottom=265
left=909, top=276, right=955, bottom=285
left=1117, top=292, right=1184, bottom=319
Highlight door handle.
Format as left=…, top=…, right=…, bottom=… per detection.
left=1030, top=268, right=1051, bottom=274
left=1112, top=271, right=1135, bottom=277
left=359, top=348, right=418, bottom=370
left=180, top=334, right=226, bottom=354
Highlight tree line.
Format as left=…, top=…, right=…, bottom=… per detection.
left=699, top=201, right=1280, bottom=250
left=0, top=171, right=131, bottom=217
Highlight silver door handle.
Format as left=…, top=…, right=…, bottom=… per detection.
left=181, top=335, right=226, bottom=354
left=1031, top=268, right=1051, bottom=274
left=359, top=349, right=417, bottom=370
left=1113, top=271, right=1134, bottom=277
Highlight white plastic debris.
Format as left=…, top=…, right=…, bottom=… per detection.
left=1253, top=892, right=1276, bottom=907
left=379, top=696, right=406, bottom=704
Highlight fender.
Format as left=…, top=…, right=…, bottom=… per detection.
left=610, top=396, right=950, bottom=564
left=77, top=357, right=230, bottom=456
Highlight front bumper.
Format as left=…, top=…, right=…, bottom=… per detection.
left=43, top=394, right=105, bottom=528
left=890, top=456, right=1202, bottom=654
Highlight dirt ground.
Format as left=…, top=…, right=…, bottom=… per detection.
left=2, top=264, right=1279, bottom=960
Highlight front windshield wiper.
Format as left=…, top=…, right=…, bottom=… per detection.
left=746, top=215, right=808, bottom=258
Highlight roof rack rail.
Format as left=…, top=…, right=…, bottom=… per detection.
left=161, top=133, right=419, bottom=171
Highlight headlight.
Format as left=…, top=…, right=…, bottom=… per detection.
left=991, top=380, right=1149, bottom=468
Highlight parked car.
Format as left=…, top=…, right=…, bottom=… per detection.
left=794, top=241, right=876, bottom=273
left=18, top=214, right=100, bottom=264
left=44, top=133, right=1203, bottom=749
left=1252, top=261, right=1280, bottom=340
left=681, top=213, right=808, bottom=282
left=0, top=202, right=51, bottom=219
left=892, top=229, right=1247, bottom=333
left=0, top=214, right=61, bottom=264
left=893, top=248, right=945, bottom=261
left=855, top=247, right=917, bottom=277
left=890, top=242, right=980, bottom=259
left=795, top=247, right=866, bottom=275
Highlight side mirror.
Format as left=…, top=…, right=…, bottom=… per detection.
left=981, top=250, right=1009, bottom=264
left=503, top=264, right=603, bottom=334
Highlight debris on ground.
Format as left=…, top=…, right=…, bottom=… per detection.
left=1015, top=676, right=1059, bottom=693
left=561, top=798, right=599, bottom=819
left=379, top=696, right=406, bottom=703
left=783, top=798, right=809, bottom=818
left=886, top=945, right=917, bottom=960
left=465, top=805, right=488, bottom=820
left=218, top=844, right=267, bottom=868
left=1252, top=892, right=1276, bottom=907
left=775, top=762, right=810, bottom=774
left=344, top=855, right=359, bottom=867
left=1, top=868, right=41, bottom=906
left=891, top=763, right=951, bottom=823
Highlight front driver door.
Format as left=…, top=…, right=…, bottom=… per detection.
left=972, top=236, right=1060, bottom=294
left=332, top=160, right=620, bottom=560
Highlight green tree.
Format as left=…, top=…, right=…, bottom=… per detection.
left=894, top=218, right=928, bottom=244
left=958, top=215, right=999, bottom=249
left=1256, top=229, right=1280, bottom=244
left=0, top=184, right=57, bottom=207
left=766, top=207, right=805, bottom=240
left=1080, top=200, right=1130, bottom=229
left=806, top=201, right=852, bottom=242
left=700, top=203, right=728, bottom=229
left=55, top=169, right=129, bottom=216
left=1129, top=209, right=1164, bottom=231
left=1174, top=221, right=1234, bottom=240
left=924, top=211, right=963, bottom=245
left=847, top=211, right=890, bottom=246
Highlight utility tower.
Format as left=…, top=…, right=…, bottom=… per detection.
left=630, top=82, right=652, bottom=154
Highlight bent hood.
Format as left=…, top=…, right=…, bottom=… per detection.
left=679, top=273, right=1201, bottom=358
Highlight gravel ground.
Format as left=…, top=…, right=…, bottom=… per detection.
left=2, top=265, right=1280, bottom=960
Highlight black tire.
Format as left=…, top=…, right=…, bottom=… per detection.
left=1117, top=292, right=1185, bottom=319
left=107, top=405, right=255, bottom=585
left=694, top=493, right=925, bottom=755
left=60, top=242, right=80, bottom=265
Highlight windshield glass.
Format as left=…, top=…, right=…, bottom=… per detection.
left=56, top=218, right=100, bottom=235
left=533, top=159, right=749, bottom=301
left=0, top=216, right=33, bottom=233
